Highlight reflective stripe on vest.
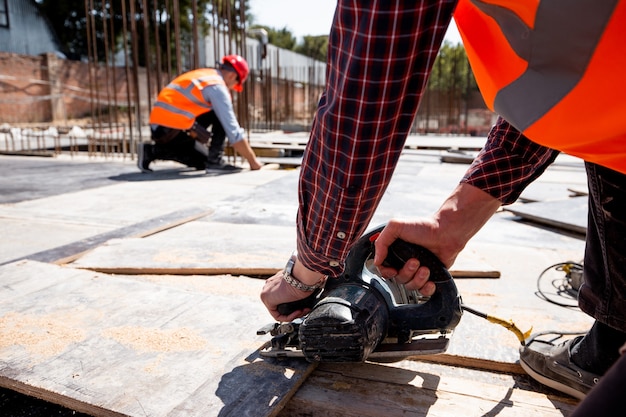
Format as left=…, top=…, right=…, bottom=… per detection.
left=455, top=0, right=626, bottom=174
left=149, top=68, right=226, bottom=130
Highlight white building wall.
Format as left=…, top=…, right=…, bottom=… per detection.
left=204, top=31, right=326, bottom=86
left=0, top=0, right=60, bottom=55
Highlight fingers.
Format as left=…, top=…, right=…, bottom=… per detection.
left=387, top=258, right=436, bottom=297
left=270, top=307, right=310, bottom=323
left=373, top=221, right=403, bottom=266
left=373, top=222, right=434, bottom=296
left=260, top=271, right=312, bottom=321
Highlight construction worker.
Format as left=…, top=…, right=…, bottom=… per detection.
left=260, top=0, right=626, bottom=410
left=138, top=54, right=263, bottom=173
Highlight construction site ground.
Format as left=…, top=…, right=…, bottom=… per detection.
left=0, top=133, right=590, bottom=416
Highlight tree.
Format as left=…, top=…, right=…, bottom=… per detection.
left=35, top=0, right=244, bottom=64
left=294, top=35, right=328, bottom=62
left=248, top=25, right=296, bottom=50
left=422, top=41, right=479, bottom=133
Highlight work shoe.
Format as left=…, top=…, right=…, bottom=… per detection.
left=519, top=335, right=600, bottom=400
left=206, top=159, right=243, bottom=173
left=137, top=143, right=153, bottom=173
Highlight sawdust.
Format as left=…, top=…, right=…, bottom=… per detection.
left=101, top=326, right=207, bottom=353
left=0, top=311, right=85, bottom=356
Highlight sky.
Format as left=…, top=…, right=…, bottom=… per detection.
left=248, top=0, right=462, bottom=44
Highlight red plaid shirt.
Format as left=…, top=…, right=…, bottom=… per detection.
left=296, top=0, right=457, bottom=277
left=296, top=1, right=558, bottom=277
left=463, top=117, right=559, bottom=205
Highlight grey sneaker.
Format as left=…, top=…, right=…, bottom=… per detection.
left=137, top=143, right=153, bottom=173
left=519, top=335, right=600, bottom=400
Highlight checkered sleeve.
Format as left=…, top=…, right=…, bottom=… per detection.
left=461, top=116, right=560, bottom=205
left=296, top=0, right=458, bottom=277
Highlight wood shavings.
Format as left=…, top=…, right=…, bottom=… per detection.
left=101, top=326, right=207, bottom=353
left=0, top=311, right=85, bottom=357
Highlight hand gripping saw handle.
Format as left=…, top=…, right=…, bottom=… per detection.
left=343, top=225, right=463, bottom=344
left=272, top=224, right=463, bottom=361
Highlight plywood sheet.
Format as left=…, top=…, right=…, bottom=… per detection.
left=504, top=197, right=587, bottom=234
left=278, top=361, right=578, bottom=417
left=69, top=222, right=499, bottom=278
left=3, top=206, right=211, bottom=266
left=0, top=260, right=313, bottom=417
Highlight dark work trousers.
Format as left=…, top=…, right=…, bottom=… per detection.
left=570, top=350, right=626, bottom=417
left=150, top=111, right=227, bottom=169
left=579, top=162, right=626, bottom=334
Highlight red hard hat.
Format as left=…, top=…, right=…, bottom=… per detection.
left=221, top=54, right=249, bottom=92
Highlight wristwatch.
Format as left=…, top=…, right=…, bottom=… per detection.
left=282, top=251, right=327, bottom=292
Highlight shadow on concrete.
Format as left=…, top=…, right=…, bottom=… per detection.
left=109, top=168, right=235, bottom=182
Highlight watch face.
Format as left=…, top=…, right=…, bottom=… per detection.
left=286, top=252, right=297, bottom=273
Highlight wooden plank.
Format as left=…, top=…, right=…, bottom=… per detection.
left=440, top=150, right=476, bottom=164
left=70, top=222, right=500, bottom=278
left=568, top=186, right=588, bottom=196
left=409, top=353, right=525, bottom=375
left=503, top=197, right=587, bottom=234
left=0, top=260, right=314, bottom=417
left=1, top=206, right=212, bottom=266
left=279, top=362, right=578, bottom=417
left=257, top=157, right=303, bottom=167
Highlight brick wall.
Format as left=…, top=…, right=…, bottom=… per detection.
left=0, top=51, right=149, bottom=124
left=0, top=53, right=51, bottom=123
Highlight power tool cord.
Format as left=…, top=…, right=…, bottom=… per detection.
left=535, top=261, right=583, bottom=308
left=461, top=304, right=531, bottom=346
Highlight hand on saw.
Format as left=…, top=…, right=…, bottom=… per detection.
left=261, top=270, right=317, bottom=322
left=373, top=218, right=463, bottom=297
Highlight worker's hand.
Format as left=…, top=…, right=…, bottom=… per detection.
left=260, top=270, right=314, bottom=322
left=373, top=218, right=462, bottom=296
left=249, top=158, right=263, bottom=170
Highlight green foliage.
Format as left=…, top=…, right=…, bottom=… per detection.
left=294, top=35, right=328, bottom=62
left=248, top=25, right=296, bottom=50
left=428, top=41, right=476, bottom=94
left=35, top=0, right=242, bottom=63
left=247, top=24, right=327, bottom=62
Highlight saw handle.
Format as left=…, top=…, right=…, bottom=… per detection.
left=276, top=287, right=323, bottom=316
left=382, top=238, right=450, bottom=283
left=276, top=227, right=452, bottom=316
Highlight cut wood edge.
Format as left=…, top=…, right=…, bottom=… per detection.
left=71, top=265, right=499, bottom=279
left=567, top=187, right=588, bottom=197
left=0, top=376, right=125, bottom=417
left=503, top=207, right=587, bottom=235
left=407, top=352, right=525, bottom=375
left=71, top=266, right=282, bottom=276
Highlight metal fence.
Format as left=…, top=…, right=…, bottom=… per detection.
left=0, top=1, right=494, bottom=159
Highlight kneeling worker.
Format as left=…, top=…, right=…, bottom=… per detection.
left=138, top=54, right=263, bottom=173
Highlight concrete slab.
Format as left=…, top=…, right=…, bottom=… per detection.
left=0, top=154, right=292, bottom=264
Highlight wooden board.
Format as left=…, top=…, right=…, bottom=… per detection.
left=2, top=206, right=212, bottom=266
left=257, top=157, right=303, bottom=167
left=503, top=197, right=587, bottom=235
left=440, top=150, right=475, bottom=164
left=69, top=221, right=500, bottom=278
left=278, top=361, right=578, bottom=417
left=249, top=134, right=487, bottom=152
left=568, top=186, right=588, bottom=196
left=0, top=260, right=314, bottom=417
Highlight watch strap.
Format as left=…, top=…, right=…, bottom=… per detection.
left=282, top=251, right=327, bottom=292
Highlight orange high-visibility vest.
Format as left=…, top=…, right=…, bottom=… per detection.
left=149, top=68, right=226, bottom=130
left=455, top=0, right=626, bottom=174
